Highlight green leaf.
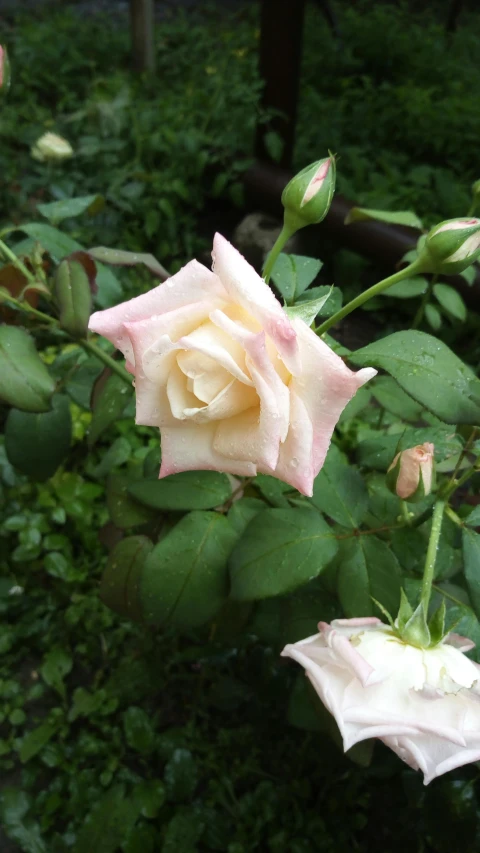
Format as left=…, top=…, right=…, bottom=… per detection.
left=100, top=535, right=154, bottom=620
left=254, top=473, right=291, bottom=507
left=297, top=285, right=342, bottom=317
left=229, top=508, right=338, bottom=601
left=465, top=506, right=480, bottom=528
left=37, top=194, right=103, bottom=224
left=73, top=785, right=142, bottom=853
left=164, top=749, right=198, bottom=802
left=92, top=436, right=131, bottom=477
left=87, top=246, right=169, bottom=280
left=40, top=647, right=73, bottom=699
left=13, top=223, right=121, bottom=307
left=460, top=266, right=476, bottom=286
left=433, top=283, right=467, bottom=322
left=0, top=326, right=55, bottom=412
left=0, top=790, right=47, bottom=853
left=371, top=376, right=423, bottom=421
left=88, top=372, right=133, bottom=446
left=141, top=511, right=237, bottom=629
left=338, top=385, right=371, bottom=424
left=382, top=276, right=428, bottom=299
left=350, top=330, right=480, bottom=425
left=106, top=473, right=155, bottom=529
left=129, top=471, right=232, bottom=511
left=123, top=706, right=155, bottom=754
left=64, top=357, right=103, bottom=409
left=133, top=780, right=165, bottom=819
left=337, top=536, right=402, bottom=617
left=19, top=720, right=59, bottom=764
left=5, top=395, right=71, bottom=481
left=285, top=285, right=334, bottom=325
left=462, top=528, right=480, bottom=619
left=270, top=253, right=322, bottom=304
left=345, top=207, right=423, bottom=229
left=227, top=497, right=265, bottom=536
left=425, top=302, right=442, bottom=331
left=310, top=444, right=368, bottom=528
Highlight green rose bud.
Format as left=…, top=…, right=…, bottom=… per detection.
left=54, top=257, right=93, bottom=339
left=281, top=155, right=336, bottom=235
left=472, top=180, right=480, bottom=198
left=419, top=217, right=480, bottom=275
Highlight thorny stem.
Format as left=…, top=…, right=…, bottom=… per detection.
left=0, top=238, right=37, bottom=285
left=1, top=275, right=132, bottom=387
left=411, top=274, right=437, bottom=330
left=78, top=339, right=132, bottom=387
left=314, top=259, right=423, bottom=336
left=420, top=500, right=445, bottom=616
left=262, top=224, right=295, bottom=284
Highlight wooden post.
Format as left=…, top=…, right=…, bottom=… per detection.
left=255, top=0, right=306, bottom=170
left=130, top=0, right=155, bottom=73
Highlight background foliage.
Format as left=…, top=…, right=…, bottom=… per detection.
left=2, top=1, right=480, bottom=851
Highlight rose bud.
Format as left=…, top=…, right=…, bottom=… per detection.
left=386, top=442, right=434, bottom=502
left=420, top=218, right=480, bottom=275
left=0, top=46, right=11, bottom=93
left=472, top=179, right=480, bottom=198
left=282, top=618, right=480, bottom=785
left=54, top=258, right=92, bottom=339
left=89, top=233, right=376, bottom=496
left=31, top=132, right=74, bottom=163
left=281, top=155, right=336, bottom=234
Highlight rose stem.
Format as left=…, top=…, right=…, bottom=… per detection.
left=420, top=499, right=445, bottom=616
left=314, top=259, right=423, bottom=336
left=262, top=224, right=295, bottom=284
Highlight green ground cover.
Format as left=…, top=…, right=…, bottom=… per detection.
left=2, top=2, right=480, bottom=850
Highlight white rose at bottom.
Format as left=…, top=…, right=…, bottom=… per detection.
left=282, top=617, right=480, bottom=784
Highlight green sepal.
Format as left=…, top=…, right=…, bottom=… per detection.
left=427, top=599, right=446, bottom=646
left=401, top=603, right=431, bottom=649
left=284, top=285, right=334, bottom=326
left=371, top=597, right=395, bottom=629
left=394, top=588, right=414, bottom=633
left=385, top=454, right=402, bottom=497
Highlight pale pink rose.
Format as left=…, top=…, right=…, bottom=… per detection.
left=282, top=618, right=480, bottom=784
left=89, top=234, right=375, bottom=495
left=387, top=442, right=434, bottom=500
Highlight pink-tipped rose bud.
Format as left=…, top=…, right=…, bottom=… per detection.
left=0, top=46, right=11, bottom=93
left=387, top=442, right=434, bottom=502
left=281, top=155, right=336, bottom=234
left=420, top=218, right=480, bottom=275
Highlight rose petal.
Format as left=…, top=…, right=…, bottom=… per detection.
left=159, top=421, right=256, bottom=478
left=289, top=318, right=376, bottom=474
left=89, top=259, right=225, bottom=356
left=212, top=233, right=300, bottom=375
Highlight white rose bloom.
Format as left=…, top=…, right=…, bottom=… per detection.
left=282, top=617, right=480, bottom=784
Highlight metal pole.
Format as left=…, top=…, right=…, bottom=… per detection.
left=255, top=0, right=306, bottom=170
left=130, top=0, right=155, bottom=73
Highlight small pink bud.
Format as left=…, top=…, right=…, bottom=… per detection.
left=387, top=443, right=435, bottom=502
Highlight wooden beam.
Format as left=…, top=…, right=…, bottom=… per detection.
left=255, top=0, right=306, bottom=170
left=130, top=0, right=155, bottom=73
